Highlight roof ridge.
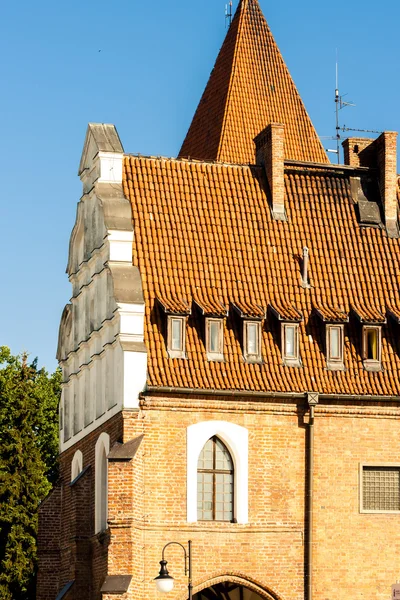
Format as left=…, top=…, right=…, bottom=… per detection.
left=216, top=0, right=248, bottom=161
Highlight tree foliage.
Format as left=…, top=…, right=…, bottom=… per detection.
left=0, top=346, right=60, bottom=600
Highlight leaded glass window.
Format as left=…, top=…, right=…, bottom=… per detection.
left=197, top=436, right=233, bottom=521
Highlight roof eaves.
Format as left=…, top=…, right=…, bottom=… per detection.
left=351, top=305, right=387, bottom=324
left=269, top=303, right=303, bottom=323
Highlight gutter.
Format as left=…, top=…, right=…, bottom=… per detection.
left=307, top=393, right=319, bottom=600
left=143, top=386, right=400, bottom=403
left=143, top=386, right=305, bottom=400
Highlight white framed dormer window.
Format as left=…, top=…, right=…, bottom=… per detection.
left=326, top=324, right=344, bottom=370
left=206, top=318, right=224, bottom=361
left=167, top=316, right=186, bottom=358
left=362, top=326, right=382, bottom=371
left=282, top=323, right=300, bottom=366
left=187, top=421, right=248, bottom=524
left=243, top=321, right=262, bottom=363
left=360, top=464, right=400, bottom=513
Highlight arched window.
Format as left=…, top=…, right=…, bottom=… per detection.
left=187, top=421, right=248, bottom=524
left=71, top=449, right=83, bottom=482
left=95, top=432, right=110, bottom=533
left=197, top=436, right=234, bottom=521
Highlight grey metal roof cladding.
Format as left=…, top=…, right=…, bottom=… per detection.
left=78, top=123, right=124, bottom=175
left=55, top=581, right=74, bottom=600
left=108, top=435, right=144, bottom=461
left=100, top=575, right=132, bottom=593
left=87, top=123, right=124, bottom=153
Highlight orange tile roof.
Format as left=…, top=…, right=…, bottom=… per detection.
left=123, top=155, right=400, bottom=396
left=179, top=0, right=328, bottom=165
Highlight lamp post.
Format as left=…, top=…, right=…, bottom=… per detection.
left=154, top=540, right=193, bottom=600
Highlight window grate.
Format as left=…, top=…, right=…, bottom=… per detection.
left=363, top=467, right=400, bottom=511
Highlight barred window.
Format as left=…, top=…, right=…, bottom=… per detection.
left=362, top=466, right=400, bottom=512
left=197, top=437, right=233, bottom=521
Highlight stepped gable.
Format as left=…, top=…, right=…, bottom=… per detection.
left=123, top=155, right=400, bottom=396
left=179, top=0, right=328, bottom=165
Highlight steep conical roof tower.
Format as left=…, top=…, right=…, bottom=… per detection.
left=179, top=0, right=328, bottom=164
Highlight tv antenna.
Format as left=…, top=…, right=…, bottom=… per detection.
left=324, top=53, right=356, bottom=163
left=225, top=1, right=233, bottom=27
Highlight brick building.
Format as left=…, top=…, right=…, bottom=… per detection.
left=37, top=1, right=400, bottom=599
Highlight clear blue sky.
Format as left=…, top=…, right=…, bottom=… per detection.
left=1, top=0, right=399, bottom=373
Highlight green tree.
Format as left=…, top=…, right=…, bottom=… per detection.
left=0, top=347, right=60, bottom=600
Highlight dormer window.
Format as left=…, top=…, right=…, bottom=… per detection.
left=167, top=316, right=186, bottom=358
left=282, top=323, right=300, bottom=366
left=363, top=326, right=381, bottom=371
left=326, top=324, right=344, bottom=370
left=206, top=318, right=224, bottom=361
left=244, top=321, right=262, bottom=362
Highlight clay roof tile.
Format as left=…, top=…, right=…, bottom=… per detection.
left=179, top=0, right=328, bottom=165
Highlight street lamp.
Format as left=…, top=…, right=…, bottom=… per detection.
left=154, top=540, right=192, bottom=600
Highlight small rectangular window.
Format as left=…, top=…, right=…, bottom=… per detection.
left=244, top=321, right=262, bottom=362
left=361, top=465, right=400, bottom=512
left=362, top=326, right=381, bottom=370
left=171, top=318, right=182, bottom=350
left=167, top=316, right=186, bottom=358
left=326, top=325, right=344, bottom=369
left=282, top=324, right=299, bottom=365
left=206, top=318, right=224, bottom=360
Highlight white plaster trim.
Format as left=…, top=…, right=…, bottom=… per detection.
left=98, top=152, right=123, bottom=184
left=71, top=450, right=83, bottom=481
left=187, top=421, right=248, bottom=524
left=117, top=302, right=145, bottom=338
left=60, top=401, right=121, bottom=453
left=123, top=349, right=147, bottom=409
left=95, top=432, right=110, bottom=533
left=108, top=229, right=134, bottom=263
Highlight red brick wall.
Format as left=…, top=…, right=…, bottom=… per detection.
left=313, top=404, right=400, bottom=600
left=36, top=484, right=62, bottom=600
left=37, top=412, right=127, bottom=600
left=38, top=396, right=400, bottom=600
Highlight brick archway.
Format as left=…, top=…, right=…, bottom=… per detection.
left=178, top=573, right=282, bottom=600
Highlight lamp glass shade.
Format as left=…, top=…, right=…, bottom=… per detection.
left=155, top=577, right=174, bottom=593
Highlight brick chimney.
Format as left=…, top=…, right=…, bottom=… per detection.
left=343, top=132, right=399, bottom=238
left=342, top=137, right=376, bottom=168
left=254, top=123, right=286, bottom=221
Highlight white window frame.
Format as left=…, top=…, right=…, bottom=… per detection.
left=206, top=318, right=224, bottom=361
left=167, top=316, right=186, bottom=359
left=95, top=432, right=110, bottom=533
left=360, top=463, right=400, bottom=513
left=282, top=323, right=300, bottom=366
left=326, top=324, right=345, bottom=370
left=71, top=450, right=83, bottom=482
left=243, top=321, right=262, bottom=363
left=362, top=325, right=382, bottom=371
left=187, top=421, right=248, bottom=524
